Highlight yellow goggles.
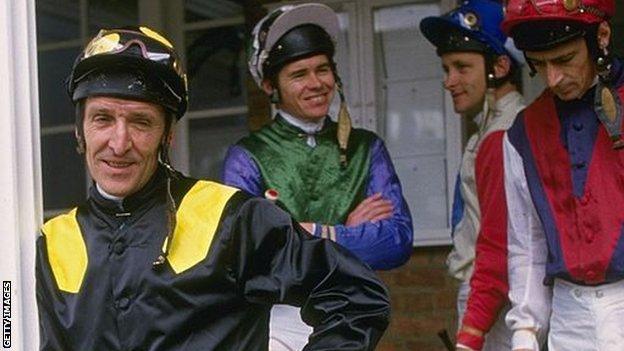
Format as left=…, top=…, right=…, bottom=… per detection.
left=82, top=26, right=184, bottom=78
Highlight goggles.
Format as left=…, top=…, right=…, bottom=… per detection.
left=81, top=26, right=185, bottom=82
left=504, top=0, right=609, bottom=19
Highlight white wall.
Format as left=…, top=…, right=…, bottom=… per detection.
left=0, top=0, right=42, bottom=350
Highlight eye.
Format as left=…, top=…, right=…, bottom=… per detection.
left=457, top=64, right=470, bottom=73
left=317, top=65, right=331, bottom=74
left=554, top=54, right=574, bottom=64
left=91, top=114, right=112, bottom=124
left=528, top=59, right=545, bottom=69
left=131, top=117, right=155, bottom=130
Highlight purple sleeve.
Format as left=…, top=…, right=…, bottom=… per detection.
left=333, top=138, right=413, bottom=270
left=221, top=145, right=264, bottom=197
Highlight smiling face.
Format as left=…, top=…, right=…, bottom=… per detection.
left=82, top=96, right=169, bottom=198
left=526, top=37, right=596, bottom=101
left=441, top=51, right=487, bottom=117
left=264, top=54, right=336, bottom=123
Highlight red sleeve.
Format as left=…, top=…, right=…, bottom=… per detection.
left=458, top=131, right=509, bottom=348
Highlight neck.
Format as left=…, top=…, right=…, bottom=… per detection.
left=461, top=83, right=518, bottom=120
left=495, top=81, right=517, bottom=100
left=277, top=109, right=325, bottom=134
left=96, top=183, right=124, bottom=202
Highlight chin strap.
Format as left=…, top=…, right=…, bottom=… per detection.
left=336, top=76, right=352, bottom=168
left=470, top=55, right=498, bottom=152
left=594, top=46, right=624, bottom=149
left=153, top=119, right=182, bottom=268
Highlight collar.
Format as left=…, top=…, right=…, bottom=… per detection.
left=96, top=183, right=123, bottom=203
left=472, top=90, right=524, bottom=130
left=496, top=90, right=524, bottom=113
left=277, top=109, right=326, bottom=134
left=89, top=165, right=167, bottom=215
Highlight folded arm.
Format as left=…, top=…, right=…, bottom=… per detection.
left=231, top=197, right=391, bottom=350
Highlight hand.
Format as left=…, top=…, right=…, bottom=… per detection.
left=345, top=193, right=393, bottom=227
left=456, top=348, right=474, bottom=351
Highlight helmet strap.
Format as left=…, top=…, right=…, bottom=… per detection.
left=593, top=40, right=623, bottom=149
left=270, top=90, right=280, bottom=104
left=333, top=66, right=352, bottom=168
left=471, top=54, right=498, bottom=151
left=153, top=115, right=180, bottom=268
left=596, top=45, right=613, bottom=85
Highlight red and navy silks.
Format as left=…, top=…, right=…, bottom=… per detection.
left=506, top=67, right=624, bottom=285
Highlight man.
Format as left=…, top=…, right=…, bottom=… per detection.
left=420, top=1, right=525, bottom=350
left=35, top=26, right=390, bottom=350
left=222, top=3, right=412, bottom=350
left=501, top=1, right=622, bottom=350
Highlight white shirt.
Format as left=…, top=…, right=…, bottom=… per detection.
left=447, top=91, right=525, bottom=281
left=503, top=133, right=552, bottom=350
left=278, top=109, right=325, bottom=148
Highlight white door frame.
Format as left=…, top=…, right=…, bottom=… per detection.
left=0, top=1, right=43, bottom=349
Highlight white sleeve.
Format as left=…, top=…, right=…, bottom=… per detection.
left=503, top=133, right=552, bottom=351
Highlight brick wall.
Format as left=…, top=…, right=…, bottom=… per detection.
left=376, top=246, right=459, bottom=351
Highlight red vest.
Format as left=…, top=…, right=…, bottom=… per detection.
left=522, top=87, right=624, bottom=284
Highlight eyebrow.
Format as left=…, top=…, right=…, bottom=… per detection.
left=288, top=62, right=331, bottom=76
left=86, top=106, right=157, bottom=119
left=528, top=49, right=577, bottom=63
left=86, top=106, right=113, bottom=115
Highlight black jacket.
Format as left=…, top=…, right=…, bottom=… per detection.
left=36, top=167, right=390, bottom=350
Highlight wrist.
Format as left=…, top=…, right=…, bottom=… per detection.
left=457, top=326, right=485, bottom=351
left=320, top=225, right=336, bottom=241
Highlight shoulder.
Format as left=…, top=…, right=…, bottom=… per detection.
left=41, top=208, right=81, bottom=238
left=177, top=178, right=245, bottom=209
left=350, top=126, right=380, bottom=141
left=348, top=126, right=382, bottom=151
left=237, top=121, right=276, bottom=145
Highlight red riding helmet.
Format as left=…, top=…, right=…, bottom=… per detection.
left=502, top=0, right=614, bottom=33
left=502, top=0, right=614, bottom=51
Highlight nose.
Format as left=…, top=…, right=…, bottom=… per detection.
left=544, top=64, right=563, bottom=89
left=108, top=122, right=132, bottom=155
left=306, top=73, right=323, bottom=89
left=443, top=70, right=458, bottom=90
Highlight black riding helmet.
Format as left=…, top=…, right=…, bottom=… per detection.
left=263, top=24, right=335, bottom=80
left=67, top=26, right=188, bottom=119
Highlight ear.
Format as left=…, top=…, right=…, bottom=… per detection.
left=493, top=55, right=512, bottom=79
left=261, top=79, right=274, bottom=96
left=75, top=127, right=85, bottom=154
left=597, top=21, right=611, bottom=49
left=162, top=118, right=176, bottom=147
left=166, top=125, right=175, bottom=145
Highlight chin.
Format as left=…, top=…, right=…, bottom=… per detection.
left=302, top=113, right=327, bottom=122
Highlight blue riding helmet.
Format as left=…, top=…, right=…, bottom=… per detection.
left=420, top=0, right=523, bottom=64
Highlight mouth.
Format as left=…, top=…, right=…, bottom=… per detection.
left=304, top=93, right=328, bottom=104
left=102, top=159, right=135, bottom=170
left=451, top=91, right=465, bottom=99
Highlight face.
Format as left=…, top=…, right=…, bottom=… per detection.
left=82, top=96, right=169, bottom=198
left=265, top=54, right=336, bottom=123
left=525, top=37, right=595, bottom=101
left=441, top=52, right=487, bottom=117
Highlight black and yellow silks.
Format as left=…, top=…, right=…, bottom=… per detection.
left=36, top=166, right=390, bottom=350
left=237, top=115, right=376, bottom=225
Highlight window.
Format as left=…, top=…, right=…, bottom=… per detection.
left=36, top=0, right=138, bottom=217
left=181, top=0, right=249, bottom=181
left=372, top=2, right=460, bottom=245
